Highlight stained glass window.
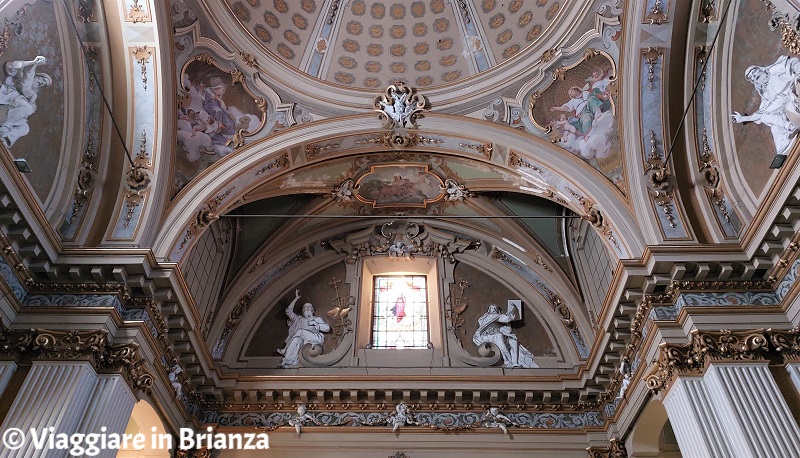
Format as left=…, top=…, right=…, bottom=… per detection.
left=371, top=275, right=429, bottom=349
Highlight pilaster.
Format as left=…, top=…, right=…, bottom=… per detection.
left=646, top=329, right=800, bottom=458
left=78, top=374, right=138, bottom=458
left=0, top=360, right=16, bottom=396
left=705, top=362, right=800, bottom=456
left=662, top=376, right=744, bottom=458
left=0, top=361, right=97, bottom=458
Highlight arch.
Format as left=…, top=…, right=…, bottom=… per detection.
left=118, top=400, right=170, bottom=457
left=627, top=397, right=673, bottom=457
left=152, top=115, right=643, bottom=262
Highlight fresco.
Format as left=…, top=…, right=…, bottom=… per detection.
left=355, top=164, right=444, bottom=208
left=531, top=50, right=622, bottom=189
left=174, top=56, right=265, bottom=195
left=729, top=0, right=790, bottom=195
left=0, top=0, right=64, bottom=202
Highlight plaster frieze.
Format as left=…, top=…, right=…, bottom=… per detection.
left=198, top=404, right=604, bottom=432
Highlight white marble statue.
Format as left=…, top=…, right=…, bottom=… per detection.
left=472, top=300, right=538, bottom=368
left=288, top=403, right=317, bottom=435
left=0, top=56, right=52, bottom=148
left=388, top=402, right=411, bottom=432
left=277, top=289, right=331, bottom=368
left=731, top=55, right=800, bottom=162
left=482, top=407, right=514, bottom=434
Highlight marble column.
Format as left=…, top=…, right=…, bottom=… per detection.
left=0, top=361, right=97, bottom=458
left=78, top=374, right=138, bottom=458
left=0, top=360, right=16, bottom=397
left=664, top=362, right=800, bottom=458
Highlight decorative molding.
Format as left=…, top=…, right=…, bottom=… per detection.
left=201, top=406, right=604, bottom=431
left=645, top=329, right=773, bottom=394
left=254, top=153, right=289, bottom=176
left=768, top=5, right=800, bottom=55
left=177, top=188, right=234, bottom=253
left=0, top=321, right=153, bottom=393
left=127, top=0, right=149, bottom=23
left=587, top=438, right=627, bottom=458
left=642, top=48, right=663, bottom=91
left=373, top=83, right=428, bottom=130
left=446, top=279, right=471, bottom=340
left=132, top=46, right=152, bottom=91
left=323, top=222, right=480, bottom=265
left=645, top=0, right=667, bottom=24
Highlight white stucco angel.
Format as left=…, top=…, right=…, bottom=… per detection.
left=731, top=55, right=800, bottom=166
left=287, top=404, right=318, bottom=435
left=278, top=289, right=331, bottom=368
left=388, top=402, right=412, bottom=432
left=167, top=364, right=184, bottom=397
left=0, top=56, right=52, bottom=148
left=378, top=91, right=416, bottom=127
left=482, top=407, right=514, bottom=434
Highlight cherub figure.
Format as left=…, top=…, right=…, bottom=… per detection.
left=388, top=402, right=411, bottom=432
left=167, top=364, right=184, bottom=397
left=288, top=403, right=317, bottom=435
left=482, top=407, right=514, bottom=434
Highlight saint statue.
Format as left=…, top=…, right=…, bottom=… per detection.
left=278, top=289, right=331, bottom=368
left=472, top=300, right=538, bottom=368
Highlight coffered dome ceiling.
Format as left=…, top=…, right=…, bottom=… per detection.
left=223, top=0, right=565, bottom=89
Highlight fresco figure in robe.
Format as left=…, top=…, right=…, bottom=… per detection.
left=0, top=56, right=52, bottom=148
left=731, top=55, right=800, bottom=167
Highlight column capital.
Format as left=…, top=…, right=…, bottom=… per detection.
left=586, top=437, right=626, bottom=458
left=645, top=329, right=770, bottom=394
left=0, top=319, right=153, bottom=394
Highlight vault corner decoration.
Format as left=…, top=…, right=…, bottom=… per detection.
left=173, top=53, right=268, bottom=195
left=529, top=49, right=623, bottom=189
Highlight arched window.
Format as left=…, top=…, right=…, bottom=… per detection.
left=371, top=275, right=429, bottom=349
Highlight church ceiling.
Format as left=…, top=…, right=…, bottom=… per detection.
left=3, top=0, right=800, bottom=449
left=222, top=0, right=566, bottom=89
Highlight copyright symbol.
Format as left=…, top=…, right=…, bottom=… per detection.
left=2, top=428, right=25, bottom=450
